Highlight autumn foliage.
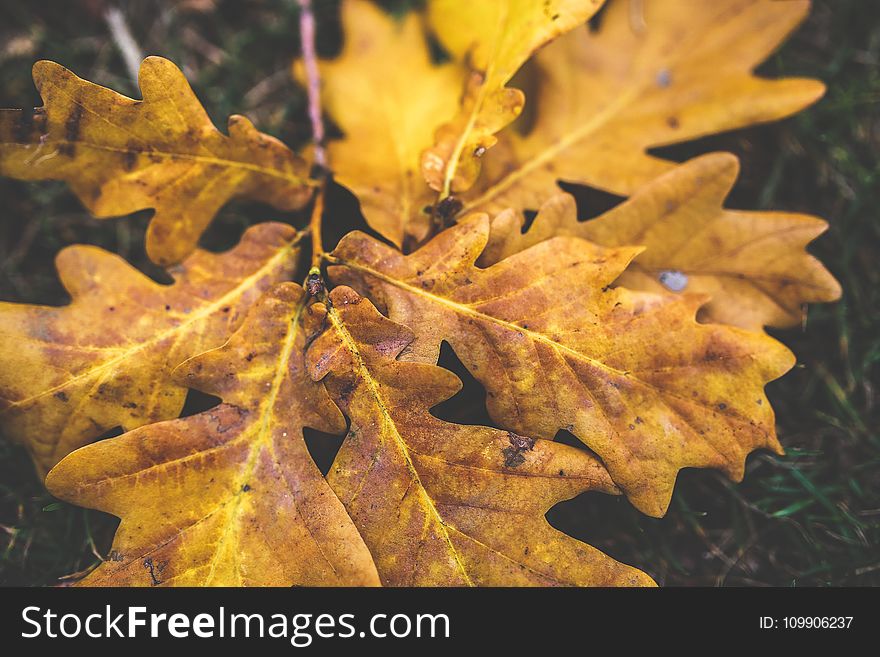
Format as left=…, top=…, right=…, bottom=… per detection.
left=0, top=0, right=840, bottom=586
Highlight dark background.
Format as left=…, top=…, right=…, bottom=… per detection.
left=0, top=0, right=877, bottom=586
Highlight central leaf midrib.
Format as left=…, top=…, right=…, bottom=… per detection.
left=328, top=254, right=765, bottom=424
left=204, top=295, right=310, bottom=585
left=327, top=304, right=475, bottom=586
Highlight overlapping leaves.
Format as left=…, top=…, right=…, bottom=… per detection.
left=458, top=0, right=826, bottom=215
left=309, top=286, right=653, bottom=586
left=48, top=284, right=653, bottom=586
left=318, top=0, right=825, bottom=249
left=0, top=0, right=842, bottom=587
left=481, top=154, right=842, bottom=331
left=47, top=284, right=379, bottom=586
left=328, top=218, right=795, bottom=516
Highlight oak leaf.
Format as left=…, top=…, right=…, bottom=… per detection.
left=46, top=283, right=380, bottom=586
left=0, top=56, right=312, bottom=265
left=327, top=218, right=795, bottom=516
left=421, top=0, right=606, bottom=196
left=0, top=222, right=300, bottom=475
left=306, top=285, right=654, bottom=586
left=301, top=0, right=464, bottom=248
left=459, top=0, right=825, bottom=216
left=481, top=153, right=842, bottom=331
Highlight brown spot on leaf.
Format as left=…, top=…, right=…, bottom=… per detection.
left=123, top=149, right=138, bottom=171
left=65, top=104, right=84, bottom=143
left=502, top=431, right=535, bottom=468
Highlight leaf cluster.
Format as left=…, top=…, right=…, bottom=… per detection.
left=0, top=0, right=841, bottom=586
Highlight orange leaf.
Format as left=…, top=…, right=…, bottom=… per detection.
left=327, top=218, right=794, bottom=516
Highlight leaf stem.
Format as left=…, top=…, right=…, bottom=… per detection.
left=308, top=183, right=325, bottom=269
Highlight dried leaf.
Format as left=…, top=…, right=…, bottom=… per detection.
left=481, top=154, right=842, bottom=331
left=47, top=284, right=380, bottom=586
left=306, top=285, right=654, bottom=586
left=459, top=0, right=825, bottom=215
left=421, top=0, right=605, bottom=196
left=0, top=57, right=312, bottom=265
left=302, top=0, right=463, bottom=248
left=328, top=218, right=795, bottom=516
left=0, top=223, right=300, bottom=475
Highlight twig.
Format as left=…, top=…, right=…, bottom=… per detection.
left=298, top=0, right=326, bottom=170
left=104, top=7, right=143, bottom=86
left=297, top=0, right=329, bottom=281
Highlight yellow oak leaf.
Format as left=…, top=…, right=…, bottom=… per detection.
left=481, top=153, right=842, bottom=331
left=306, top=285, right=654, bottom=586
left=459, top=0, right=826, bottom=216
left=327, top=218, right=795, bottom=517
left=0, top=222, right=300, bottom=475
left=301, top=0, right=463, bottom=248
left=421, top=0, right=606, bottom=196
left=0, top=56, right=312, bottom=265
left=47, top=284, right=380, bottom=586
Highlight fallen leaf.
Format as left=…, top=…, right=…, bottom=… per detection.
left=302, top=0, right=463, bottom=248
left=481, top=153, right=842, bottom=331
left=306, top=285, right=654, bottom=585
left=0, top=222, right=300, bottom=475
left=0, top=56, right=312, bottom=265
left=421, top=0, right=605, bottom=196
left=459, top=0, right=825, bottom=216
left=47, top=283, right=380, bottom=586
left=327, top=218, right=795, bottom=516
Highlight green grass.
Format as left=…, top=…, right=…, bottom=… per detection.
left=0, top=0, right=878, bottom=586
